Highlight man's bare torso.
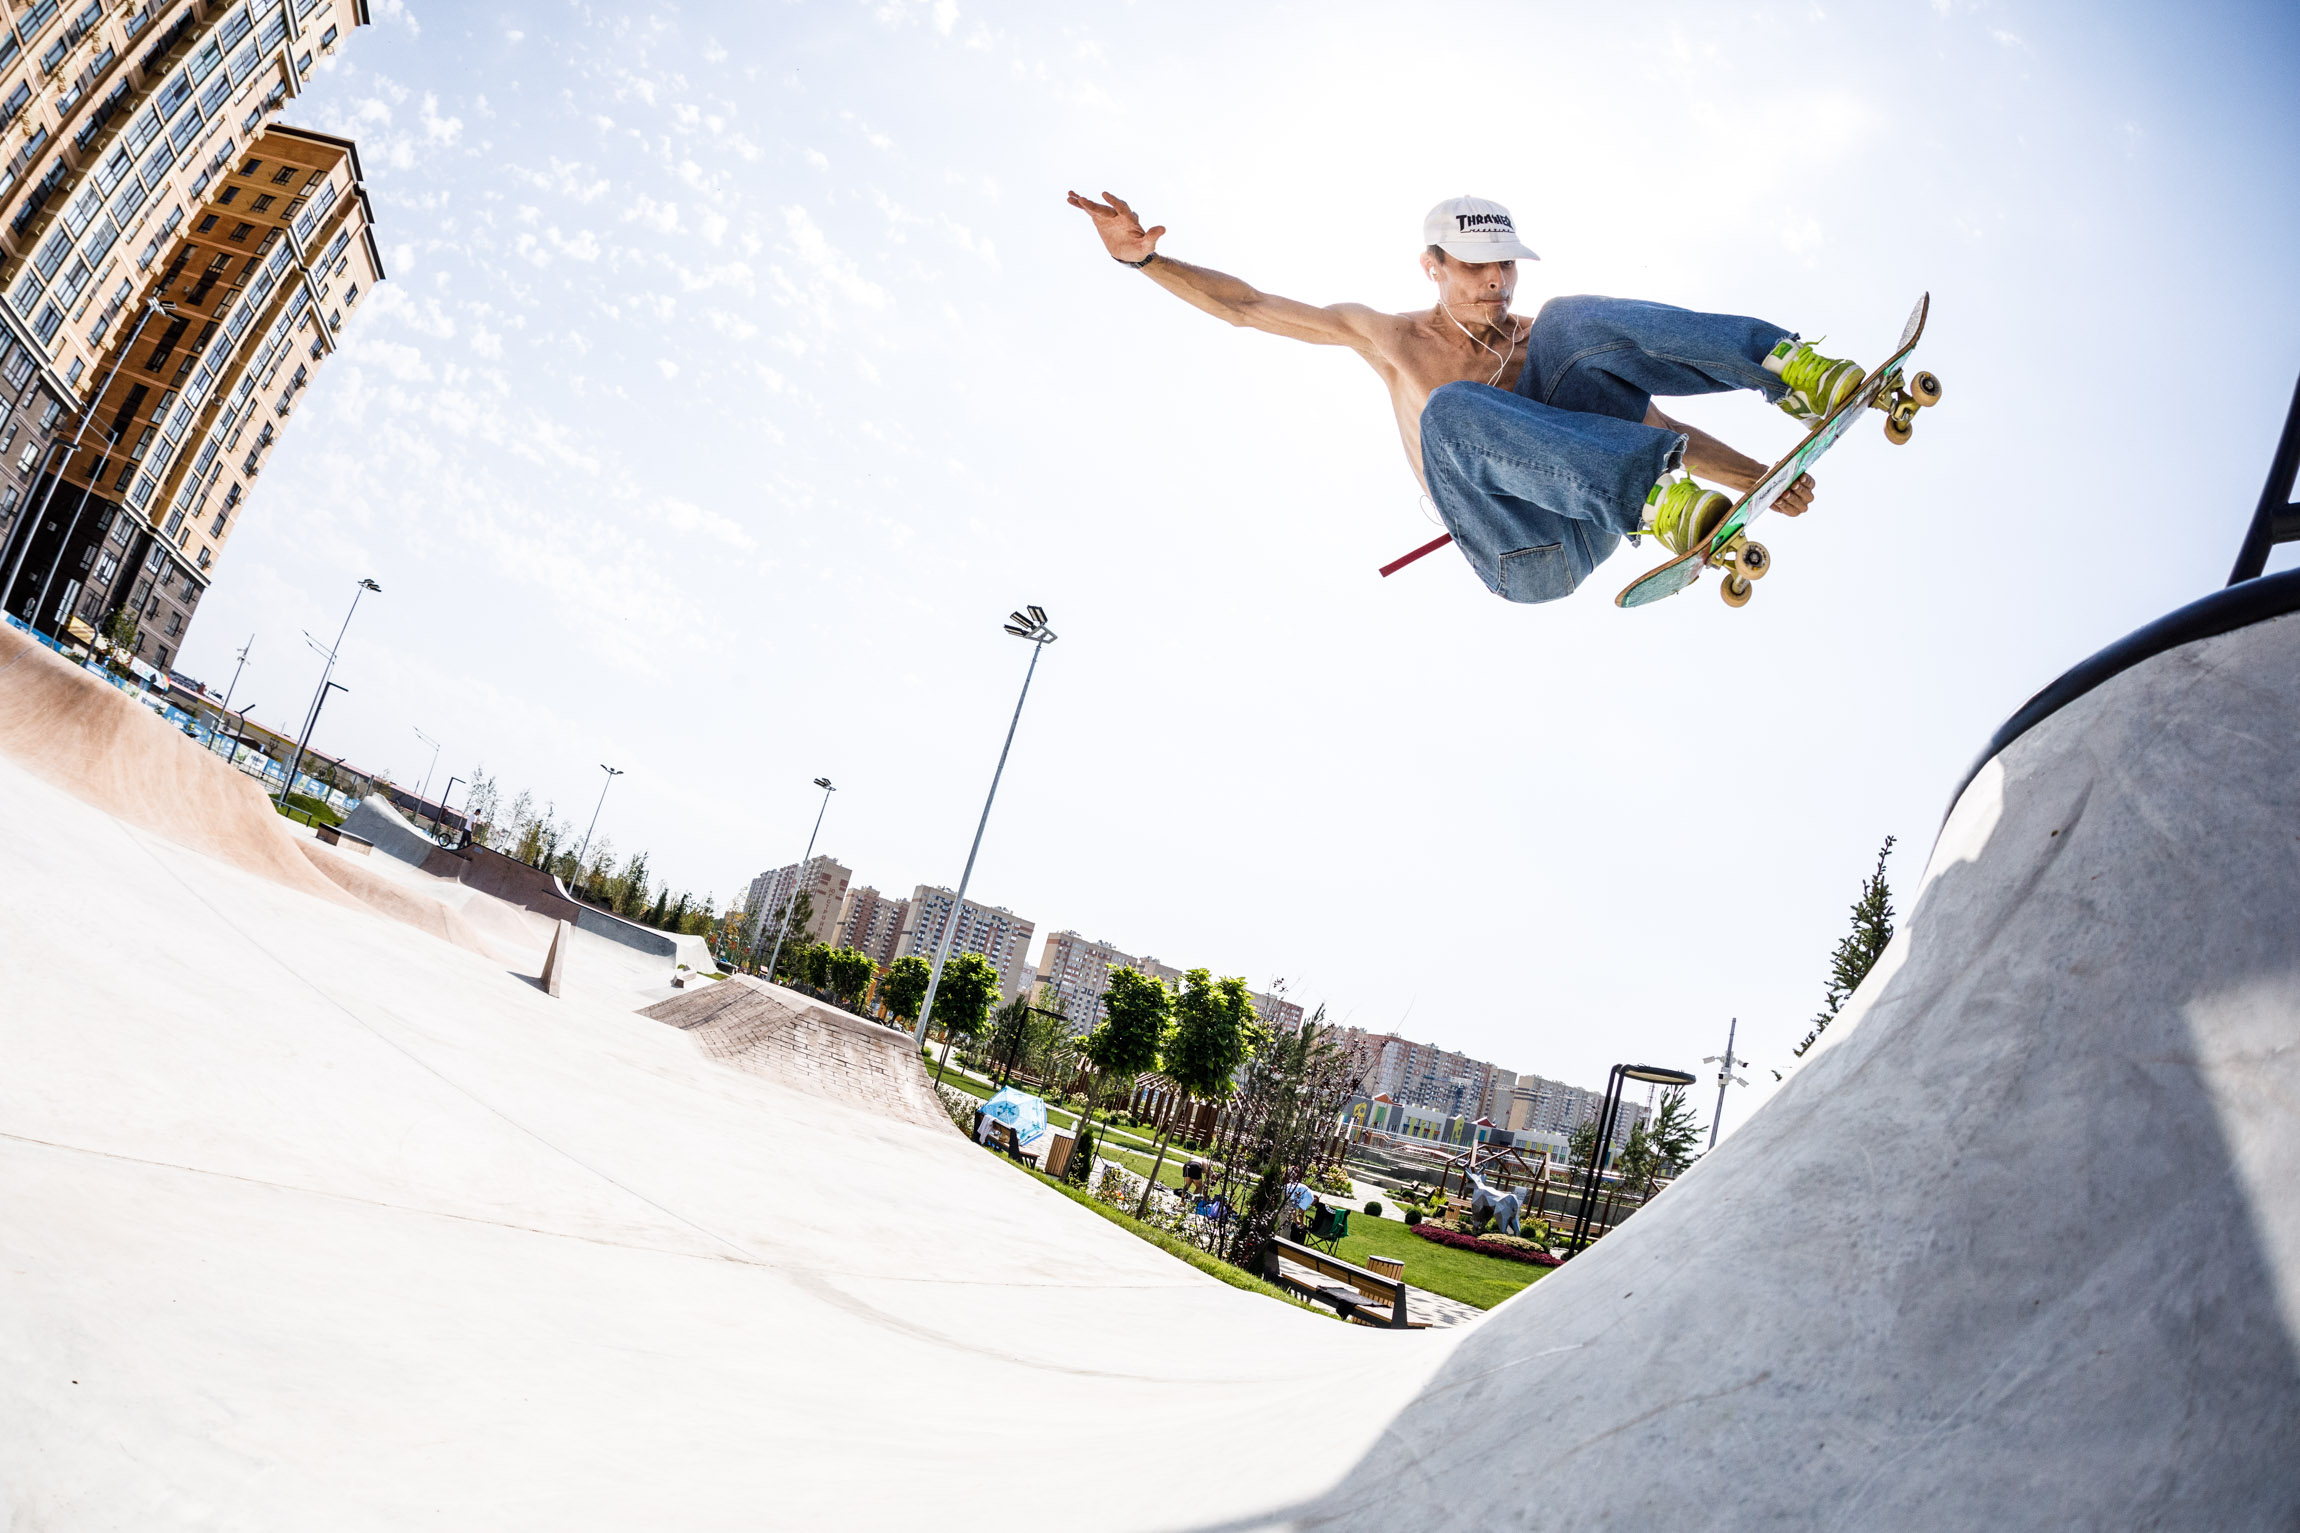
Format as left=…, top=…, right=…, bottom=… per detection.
left=1345, top=308, right=1533, bottom=490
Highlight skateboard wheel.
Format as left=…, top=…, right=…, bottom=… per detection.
left=1720, top=574, right=1754, bottom=608
left=1884, top=413, right=1915, bottom=446
left=1740, top=541, right=1771, bottom=580
left=1910, top=371, right=1943, bottom=407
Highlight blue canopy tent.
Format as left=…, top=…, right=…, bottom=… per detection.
left=978, top=1087, right=1050, bottom=1151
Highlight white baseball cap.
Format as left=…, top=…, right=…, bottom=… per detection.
left=1422, top=195, right=1539, bottom=263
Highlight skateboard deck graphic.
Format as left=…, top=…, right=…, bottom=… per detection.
left=1614, top=294, right=1936, bottom=610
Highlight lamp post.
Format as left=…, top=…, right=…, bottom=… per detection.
left=572, top=763, right=622, bottom=893
left=2, top=297, right=177, bottom=633
left=759, top=775, right=836, bottom=983
left=413, top=726, right=442, bottom=818
left=914, top=605, right=1057, bottom=1048
left=1702, top=1018, right=1749, bottom=1152
left=278, top=577, right=379, bottom=806
left=1565, top=1062, right=1696, bottom=1256
left=440, top=775, right=465, bottom=842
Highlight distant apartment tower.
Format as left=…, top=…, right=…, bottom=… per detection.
left=1036, top=930, right=1136, bottom=1032
left=833, top=884, right=907, bottom=968
left=894, top=885, right=1035, bottom=1002
left=746, top=855, right=850, bottom=947
left=0, top=0, right=378, bottom=671
left=1506, top=1073, right=1647, bottom=1149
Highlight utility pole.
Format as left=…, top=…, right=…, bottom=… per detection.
left=1702, top=1018, right=1749, bottom=1152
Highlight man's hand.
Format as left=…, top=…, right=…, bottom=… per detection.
left=1770, top=472, right=1816, bottom=517
left=1067, top=190, right=1163, bottom=264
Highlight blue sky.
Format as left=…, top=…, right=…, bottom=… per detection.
left=181, top=0, right=2300, bottom=1120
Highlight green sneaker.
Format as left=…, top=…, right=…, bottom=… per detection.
left=1644, top=474, right=1731, bottom=556
left=1765, top=337, right=1866, bottom=426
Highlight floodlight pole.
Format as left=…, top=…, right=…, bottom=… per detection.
left=1703, top=1017, right=1748, bottom=1152
left=279, top=577, right=379, bottom=805
left=915, top=607, right=1056, bottom=1047
left=573, top=764, right=623, bottom=890
left=761, top=776, right=836, bottom=982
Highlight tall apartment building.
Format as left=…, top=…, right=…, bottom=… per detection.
left=832, top=883, right=906, bottom=969
left=1331, top=1028, right=1501, bottom=1119
left=1035, top=929, right=1135, bottom=1032
left=0, top=0, right=377, bottom=673
left=893, top=885, right=1035, bottom=1002
left=1506, top=1073, right=1647, bottom=1149
left=745, top=855, right=850, bottom=947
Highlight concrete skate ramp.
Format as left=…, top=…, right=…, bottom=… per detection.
left=0, top=719, right=1454, bottom=1529
left=1292, top=585, right=2300, bottom=1529
left=0, top=625, right=495, bottom=959
left=644, top=977, right=954, bottom=1134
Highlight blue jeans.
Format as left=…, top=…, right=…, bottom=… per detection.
left=1419, top=296, right=1794, bottom=603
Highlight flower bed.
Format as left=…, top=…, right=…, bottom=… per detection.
left=1410, top=1222, right=1562, bottom=1267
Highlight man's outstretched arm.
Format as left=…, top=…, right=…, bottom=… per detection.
left=1067, top=190, right=1383, bottom=349
left=1648, top=403, right=1817, bottom=518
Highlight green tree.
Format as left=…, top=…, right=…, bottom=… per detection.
left=985, top=993, right=1034, bottom=1083
left=1566, top=1115, right=1600, bottom=1171
left=1068, top=967, right=1169, bottom=1184
left=1795, top=835, right=1897, bottom=1057
left=763, top=889, right=816, bottom=975
left=1644, top=1086, right=1701, bottom=1183
left=825, top=947, right=877, bottom=1010
left=1136, top=970, right=1262, bottom=1216
left=800, top=942, right=833, bottom=994
left=611, top=850, right=651, bottom=917
left=880, top=955, right=932, bottom=1029
left=928, top=952, right=1002, bottom=1085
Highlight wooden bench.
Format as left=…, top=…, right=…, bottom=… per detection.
left=1260, top=1236, right=1420, bottom=1329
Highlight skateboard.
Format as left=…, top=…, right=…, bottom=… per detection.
left=1614, top=294, right=1939, bottom=610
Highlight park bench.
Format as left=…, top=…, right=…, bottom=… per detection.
left=1260, top=1235, right=1419, bottom=1329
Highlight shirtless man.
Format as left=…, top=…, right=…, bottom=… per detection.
left=1066, top=191, right=1871, bottom=604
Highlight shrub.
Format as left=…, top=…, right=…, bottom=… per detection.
left=1403, top=1208, right=1422, bottom=1227
left=1363, top=1201, right=1383, bottom=1218
left=1410, top=1222, right=1562, bottom=1268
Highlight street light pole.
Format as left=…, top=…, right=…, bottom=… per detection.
left=1703, top=1018, right=1748, bottom=1152
left=915, top=606, right=1057, bottom=1047
left=2, top=298, right=177, bottom=633
left=1565, top=1062, right=1696, bottom=1255
left=440, top=775, right=465, bottom=842
left=278, top=577, right=380, bottom=805
left=572, top=763, right=622, bottom=892
left=413, top=727, right=442, bottom=817
left=760, top=775, right=836, bottom=983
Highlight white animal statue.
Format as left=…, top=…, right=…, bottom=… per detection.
left=1464, top=1169, right=1523, bottom=1237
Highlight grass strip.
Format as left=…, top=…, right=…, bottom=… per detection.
left=1001, top=1159, right=1329, bottom=1319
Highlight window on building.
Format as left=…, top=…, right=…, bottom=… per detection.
left=0, top=486, right=16, bottom=516
left=296, top=51, right=311, bottom=74
left=228, top=222, right=253, bottom=242
left=344, top=284, right=360, bottom=307
left=219, top=186, right=239, bottom=205
left=270, top=166, right=295, bottom=186
left=197, top=213, right=219, bottom=233
left=253, top=194, right=275, bottom=213
left=16, top=443, right=33, bottom=472
left=197, top=545, right=211, bottom=568
left=239, top=157, right=261, bottom=176
left=209, top=506, right=228, bottom=536
left=63, top=357, right=82, bottom=385
left=156, top=643, right=170, bottom=668
left=320, top=25, right=337, bottom=46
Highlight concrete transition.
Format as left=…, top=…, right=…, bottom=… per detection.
left=3, top=577, right=2298, bottom=1527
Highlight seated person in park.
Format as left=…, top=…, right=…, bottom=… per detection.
left=1182, top=1159, right=1207, bottom=1197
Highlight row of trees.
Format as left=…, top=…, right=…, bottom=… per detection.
left=461, top=771, right=739, bottom=943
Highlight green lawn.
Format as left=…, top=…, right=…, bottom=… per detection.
left=1327, top=1211, right=1554, bottom=1311
left=275, top=793, right=346, bottom=827
left=995, top=1157, right=1329, bottom=1320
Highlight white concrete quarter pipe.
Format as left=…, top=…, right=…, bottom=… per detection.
left=4, top=570, right=2299, bottom=1529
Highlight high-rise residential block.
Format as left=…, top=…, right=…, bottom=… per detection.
left=833, top=884, right=907, bottom=969
left=894, top=885, right=1035, bottom=1003
left=0, top=0, right=378, bottom=672
left=1035, top=929, right=1136, bottom=1033
left=745, top=855, right=851, bottom=948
